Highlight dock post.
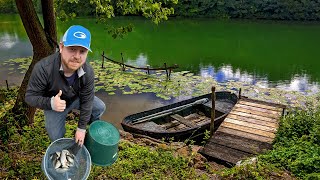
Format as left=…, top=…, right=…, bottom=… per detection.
left=6, top=80, right=9, bottom=90
left=121, top=52, right=125, bottom=71
left=101, top=51, right=105, bottom=68
left=164, top=63, right=168, bottom=80
left=238, top=88, right=242, bottom=99
left=210, top=86, right=216, bottom=137
left=147, top=65, right=150, bottom=75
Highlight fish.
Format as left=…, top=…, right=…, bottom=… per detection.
left=60, top=150, right=68, bottom=168
left=51, top=149, right=76, bottom=173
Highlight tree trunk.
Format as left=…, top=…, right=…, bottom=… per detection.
left=41, top=0, right=57, bottom=49
left=10, top=0, right=56, bottom=126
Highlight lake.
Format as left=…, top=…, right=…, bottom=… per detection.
left=1, top=14, right=319, bottom=128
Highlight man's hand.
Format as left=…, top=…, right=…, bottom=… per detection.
left=51, top=90, right=66, bottom=112
left=75, top=129, right=86, bottom=146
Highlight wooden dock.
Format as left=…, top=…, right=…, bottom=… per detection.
left=200, top=97, right=286, bottom=165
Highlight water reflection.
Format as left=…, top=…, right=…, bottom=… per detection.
left=0, top=33, right=18, bottom=49
left=122, top=54, right=320, bottom=95
left=126, top=53, right=148, bottom=67
left=0, top=33, right=32, bottom=61
left=200, top=64, right=319, bottom=95
left=276, top=75, right=319, bottom=95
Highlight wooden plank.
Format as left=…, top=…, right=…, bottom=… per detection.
left=235, top=103, right=281, bottom=116
left=227, top=114, right=278, bottom=128
left=175, top=124, right=187, bottom=130
left=210, top=131, right=272, bottom=154
left=184, top=113, right=200, bottom=120
left=201, top=143, right=252, bottom=164
left=233, top=107, right=280, bottom=119
left=224, top=118, right=277, bottom=132
left=191, top=116, right=206, bottom=123
left=230, top=110, right=277, bottom=122
left=160, top=120, right=179, bottom=129
left=170, top=114, right=196, bottom=128
left=240, top=97, right=286, bottom=109
left=239, top=100, right=282, bottom=111
left=218, top=127, right=273, bottom=143
left=221, top=122, right=276, bottom=138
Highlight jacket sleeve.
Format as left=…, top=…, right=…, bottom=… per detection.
left=25, top=62, right=52, bottom=110
left=78, top=67, right=95, bottom=129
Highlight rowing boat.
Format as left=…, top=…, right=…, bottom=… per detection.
left=121, top=91, right=238, bottom=141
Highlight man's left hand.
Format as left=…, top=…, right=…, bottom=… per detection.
left=75, top=129, right=86, bottom=146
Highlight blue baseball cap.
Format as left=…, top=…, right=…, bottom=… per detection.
left=62, top=25, right=92, bottom=52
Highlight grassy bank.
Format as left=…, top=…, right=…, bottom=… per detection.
left=0, top=88, right=212, bottom=179
left=1, top=86, right=319, bottom=179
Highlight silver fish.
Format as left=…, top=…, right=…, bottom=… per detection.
left=54, top=160, right=62, bottom=169
left=66, top=155, right=75, bottom=165
left=52, top=148, right=77, bottom=173
left=60, top=150, right=69, bottom=168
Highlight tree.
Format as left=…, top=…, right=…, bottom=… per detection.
left=1, top=0, right=177, bottom=141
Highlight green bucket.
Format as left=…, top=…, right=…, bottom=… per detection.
left=84, top=120, right=120, bottom=166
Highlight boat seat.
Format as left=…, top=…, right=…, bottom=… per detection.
left=170, top=114, right=196, bottom=128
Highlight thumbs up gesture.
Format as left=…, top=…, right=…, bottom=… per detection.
left=51, top=90, right=66, bottom=112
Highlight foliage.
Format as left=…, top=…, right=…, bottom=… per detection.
left=89, top=141, right=207, bottom=179
left=0, top=87, right=22, bottom=141
left=220, top=161, right=287, bottom=180
left=0, top=0, right=43, bottom=13
left=54, top=0, right=177, bottom=23
left=2, top=0, right=320, bottom=20
left=220, top=108, right=320, bottom=179
left=54, top=0, right=177, bottom=38
left=0, top=0, right=16, bottom=13
left=259, top=108, right=320, bottom=179
left=171, top=0, right=320, bottom=20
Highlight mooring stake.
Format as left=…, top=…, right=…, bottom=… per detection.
left=121, top=52, right=125, bottom=71
left=101, top=51, right=105, bottom=68
left=6, top=80, right=9, bottom=90
left=164, top=63, right=168, bottom=80
left=147, top=65, right=150, bottom=75
left=210, top=86, right=216, bottom=137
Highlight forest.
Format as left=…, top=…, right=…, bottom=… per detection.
left=1, top=0, right=320, bottom=20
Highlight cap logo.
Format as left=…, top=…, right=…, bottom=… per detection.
left=73, top=31, right=86, bottom=39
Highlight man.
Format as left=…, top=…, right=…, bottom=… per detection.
left=25, top=25, right=105, bottom=146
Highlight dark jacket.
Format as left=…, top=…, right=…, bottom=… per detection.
left=25, top=52, right=95, bottom=129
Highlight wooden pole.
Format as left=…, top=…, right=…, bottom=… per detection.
left=210, top=86, right=216, bottom=137
left=6, top=80, right=9, bottom=90
left=101, top=51, right=105, bottom=68
left=147, top=65, right=150, bottom=75
left=121, top=52, right=125, bottom=71
left=164, top=63, right=168, bottom=79
left=238, top=88, right=242, bottom=99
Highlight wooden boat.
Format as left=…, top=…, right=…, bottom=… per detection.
left=121, top=91, right=238, bottom=141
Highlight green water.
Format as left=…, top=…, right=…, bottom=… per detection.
left=1, top=14, right=320, bottom=93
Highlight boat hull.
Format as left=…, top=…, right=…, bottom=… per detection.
left=121, top=91, right=238, bottom=141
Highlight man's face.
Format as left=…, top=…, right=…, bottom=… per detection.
left=59, top=43, right=89, bottom=72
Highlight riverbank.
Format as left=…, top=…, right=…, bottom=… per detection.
left=1, top=85, right=319, bottom=179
